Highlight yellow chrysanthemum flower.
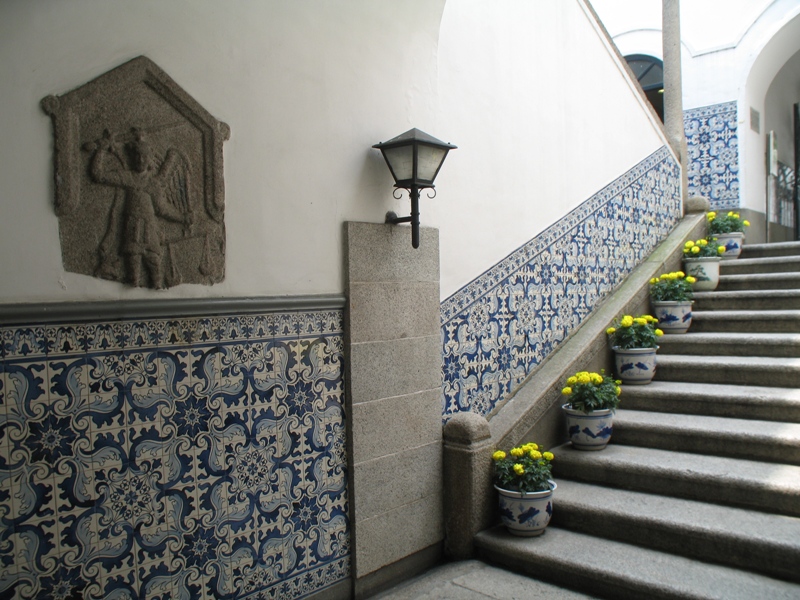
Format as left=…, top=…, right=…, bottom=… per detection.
left=567, top=376, right=577, bottom=385
left=634, top=317, right=647, bottom=326
left=677, top=271, right=685, bottom=278
left=650, top=278, right=659, bottom=284
left=530, top=450, right=542, bottom=460
left=707, top=211, right=716, bottom=218
left=718, top=246, right=726, bottom=254
left=561, top=386, right=572, bottom=395
left=492, top=450, right=506, bottom=461
left=606, top=327, right=616, bottom=335
left=543, top=452, right=554, bottom=461
left=513, top=463, right=525, bottom=475
left=510, top=447, right=525, bottom=458
left=659, top=273, right=669, bottom=280
left=577, top=373, right=591, bottom=385
left=698, top=239, right=708, bottom=246
left=655, top=329, right=664, bottom=336
left=685, top=240, right=694, bottom=247
left=686, top=276, right=696, bottom=284
left=591, top=373, right=603, bottom=384
left=645, top=315, right=658, bottom=323
left=621, top=315, right=634, bottom=327
left=728, top=211, right=735, bottom=216
left=691, top=246, right=701, bottom=254
left=743, top=220, right=750, bottom=227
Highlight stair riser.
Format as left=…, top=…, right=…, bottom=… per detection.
left=620, top=394, right=800, bottom=423
left=689, top=318, right=800, bottom=333
left=654, top=363, right=800, bottom=387
left=740, top=244, right=800, bottom=259
left=720, top=260, right=800, bottom=275
left=693, top=297, right=800, bottom=310
left=611, top=428, right=800, bottom=465
left=553, top=460, right=800, bottom=517
left=657, top=340, right=800, bottom=358
left=717, top=278, right=800, bottom=291
left=551, top=506, right=800, bottom=583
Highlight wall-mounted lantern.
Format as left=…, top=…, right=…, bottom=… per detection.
left=373, top=128, right=456, bottom=248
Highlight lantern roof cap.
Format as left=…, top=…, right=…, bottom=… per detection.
left=373, top=128, right=456, bottom=150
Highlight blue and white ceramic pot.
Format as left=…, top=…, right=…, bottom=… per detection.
left=651, top=300, right=693, bottom=334
left=613, top=346, right=657, bottom=385
left=715, top=232, right=744, bottom=260
left=562, top=404, right=614, bottom=450
left=495, top=481, right=556, bottom=537
left=684, top=257, right=721, bottom=291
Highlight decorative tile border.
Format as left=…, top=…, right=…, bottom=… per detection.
left=684, top=101, right=739, bottom=210
left=0, top=309, right=349, bottom=599
left=441, top=146, right=681, bottom=419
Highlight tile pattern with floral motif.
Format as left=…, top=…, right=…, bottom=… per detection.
left=684, top=101, right=739, bottom=210
left=0, top=310, right=349, bottom=599
left=441, top=146, right=681, bottom=420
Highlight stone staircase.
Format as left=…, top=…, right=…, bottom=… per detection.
left=473, top=241, right=800, bottom=599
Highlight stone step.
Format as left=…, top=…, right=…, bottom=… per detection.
left=612, top=409, right=800, bottom=464
left=719, top=255, right=800, bottom=275
left=717, top=271, right=800, bottom=291
left=657, top=332, right=800, bottom=357
left=619, top=380, right=800, bottom=422
left=740, top=241, right=800, bottom=259
left=692, top=289, right=800, bottom=310
left=653, top=354, right=800, bottom=387
left=475, top=526, right=800, bottom=600
left=690, top=309, right=800, bottom=333
left=551, top=443, right=800, bottom=517
left=551, top=480, right=800, bottom=583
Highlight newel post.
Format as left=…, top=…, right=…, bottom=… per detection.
left=442, top=412, right=495, bottom=559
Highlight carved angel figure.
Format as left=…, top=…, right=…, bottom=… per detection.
left=87, top=128, right=193, bottom=288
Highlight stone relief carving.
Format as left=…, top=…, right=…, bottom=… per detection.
left=42, top=56, right=230, bottom=289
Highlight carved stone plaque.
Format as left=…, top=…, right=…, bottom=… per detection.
left=42, top=56, right=230, bottom=289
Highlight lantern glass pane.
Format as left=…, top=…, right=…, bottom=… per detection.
left=417, top=145, right=447, bottom=182
left=383, top=146, right=414, bottom=182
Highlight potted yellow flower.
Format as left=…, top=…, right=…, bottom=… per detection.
left=707, top=210, right=750, bottom=259
left=606, top=314, right=663, bottom=384
left=492, top=442, right=556, bottom=536
left=649, top=271, right=696, bottom=333
left=560, top=370, right=621, bottom=451
left=683, top=237, right=726, bottom=291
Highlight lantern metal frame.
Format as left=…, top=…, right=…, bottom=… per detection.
left=372, top=128, right=456, bottom=248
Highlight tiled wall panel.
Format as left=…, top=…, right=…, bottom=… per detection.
left=440, top=146, right=682, bottom=420
left=684, top=100, right=740, bottom=210
left=0, top=310, right=349, bottom=599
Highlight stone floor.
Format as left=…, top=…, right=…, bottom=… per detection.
left=371, top=560, right=597, bottom=600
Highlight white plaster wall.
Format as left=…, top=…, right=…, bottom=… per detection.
left=0, top=0, right=446, bottom=303
left=0, top=0, right=669, bottom=304
left=432, top=0, right=669, bottom=297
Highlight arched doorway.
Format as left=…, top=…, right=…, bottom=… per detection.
left=624, top=54, right=664, bottom=122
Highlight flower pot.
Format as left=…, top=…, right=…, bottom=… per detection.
left=651, top=300, right=693, bottom=334
left=715, top=232, right=744, bottom=260
left=495, top=481, right=556, bottom=537
left=562, top=404, right=614, bottom=450
left=613, top=346, right=657, bottom=385
left=683, top=257, right=721, bottom=291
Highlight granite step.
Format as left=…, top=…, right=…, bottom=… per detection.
left=619, top=380, right=800, bottom=422
left=656, top=331, right=800, bottom=357
left=611, top=409, right=800, bottom=464
left=653, top=354, right=800, bottom=387
left=691, top=289, right=800, bottom=310
left=474, top=526, right=800, bottom=600
left=689, top=309, right=800, bottom=333
left=551, top=479, right=800, bottom=583
left=740, top=241, right=800, bottom=259
left=551, top=443, right=800, bottom=517
left=717, top=271, right=800, bottom=291
left=719, top=255, right=800, bottom=275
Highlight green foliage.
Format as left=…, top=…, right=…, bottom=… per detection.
left=560, top=370, right=621, bottom=413
left=649, top=271, right=696, bottom=302
left=606, top=314, right=662, bottom=350
left=492, top=442, right=554, bottom=493
left=707, top=210, right=750, bottom=234
left=683, top=237, right=725, bottom=259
